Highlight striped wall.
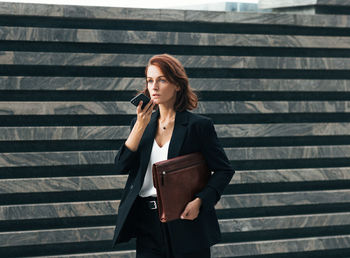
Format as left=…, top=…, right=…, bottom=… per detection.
left=0, top=2, right=350, bottom=257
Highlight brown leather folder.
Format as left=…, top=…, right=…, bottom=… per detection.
left=152, top=152, right=211, bottom=222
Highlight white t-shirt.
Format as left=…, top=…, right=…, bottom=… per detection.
left=139, top=139, right=170, bottom=197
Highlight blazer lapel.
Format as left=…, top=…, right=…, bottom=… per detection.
left=168, top=110, right=189, bottom=159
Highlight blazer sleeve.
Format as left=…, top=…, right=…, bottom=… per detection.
left=195, top=117, right=235, bottom=210
left=114, top=117, right=138, bottom=175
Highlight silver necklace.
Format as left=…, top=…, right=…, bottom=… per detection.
left=159, top=118, right=174, bottom=130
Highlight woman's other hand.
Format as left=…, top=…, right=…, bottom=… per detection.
left=180, top=197, right=202, bottom=220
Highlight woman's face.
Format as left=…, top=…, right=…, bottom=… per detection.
left=147, top=65, right=180, bottom=106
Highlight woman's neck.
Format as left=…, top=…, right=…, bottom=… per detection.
left=158, top=105, right=176, bottom=122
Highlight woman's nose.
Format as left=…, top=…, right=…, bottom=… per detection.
left=151, top=81, right=159, bottom=90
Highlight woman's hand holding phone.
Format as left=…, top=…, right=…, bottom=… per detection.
left=124, top=95, right=155, bottom=152
left=136, top=98, right=155, bottom=128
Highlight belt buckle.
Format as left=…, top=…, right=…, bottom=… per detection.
left=149, top=200, right=157, bottom=210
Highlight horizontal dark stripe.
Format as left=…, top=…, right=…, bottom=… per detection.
left=3, top=66, right=350, bottom=79
left=0, top=115, right=134, bottom=126
left=221, top=136, right=350, bottom=148
left=233, top=158, right=350, bottom=170
left=0, top=164, right=116, bottom=179
left=0, top=240, right=132, bottom=257
left=313, top=5, right=350, bottom=15
left=221, top=225, right=350, bottom=243
left=225, top=180, right=350, bottom=195
left=229, top=248, right=350, bottom=258
left=1, top=15, right=350, bottom=36
left=1, top=181, right=349, bottom=205
left=1, top=113, right=349, bottom=127
left=3, top=41, right=350, bottom=58
left=2, top=136, right=350, bottom=152
left=0, top=215, right=116, bottom=232
left=208, top=113, right=350, bottom=124
left=0, top=159, right=349, bottom=180
left=217, top=203, right=350, bottom=219
left=0, top=189, right=123, bottom=205
left=2, top=90, right=350, bottom=101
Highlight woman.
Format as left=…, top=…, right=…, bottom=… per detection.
left=112, top=54, right=235, bottom=257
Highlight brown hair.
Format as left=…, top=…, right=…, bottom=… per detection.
left=140, top=54, right=198, bottom=111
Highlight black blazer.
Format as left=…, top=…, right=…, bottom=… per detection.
left=112, top=109, right=234, bottom=253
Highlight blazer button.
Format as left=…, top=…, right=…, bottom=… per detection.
left=130, top=184, right=134, bottom=190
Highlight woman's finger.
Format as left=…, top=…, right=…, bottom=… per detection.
left=137, top=100, right=143, bottom=114
left=146, top=100, right=155, bottom=113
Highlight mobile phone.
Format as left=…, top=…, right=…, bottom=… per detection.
left=130, top=93, right=150, bottom=109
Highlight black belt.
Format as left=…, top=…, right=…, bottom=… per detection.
left=139, top=196, right=158, bottom=210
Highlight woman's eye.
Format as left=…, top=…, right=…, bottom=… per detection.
left=147, top=80, right=153, bottom=83
left=160, top=79, right=166, bottom=83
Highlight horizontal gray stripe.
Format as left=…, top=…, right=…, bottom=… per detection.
left=1, top=145, right=349, bottom=167
left=3, top=52, right=350, bottom=69
left=1, top=123, right=349, bottom=141
left=1, top=77, right=350, bottom=92
left=0, top=101, right=348, bottom=115
left=0, top=167, right=348, bottom=193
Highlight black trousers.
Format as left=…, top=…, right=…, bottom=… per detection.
left=134, top=196, right=211, bottom=258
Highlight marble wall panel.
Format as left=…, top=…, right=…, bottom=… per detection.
left=0, top=175, right=127, bottom=194
left=215, top=190, right=350, bottom=209
left=0, top=167, right=348, bottom=194
left=0, top=102, right=134, bottom=115
left=0, top=127, right=77, bottom=141
left=0, top=226, right=114, bottom=247
left=211, top=235, right=350, bottom=257
left=2, top=77, right=350, bottom=92
left=1, top=144, right=349, bottom=167
left=0, top=200, right=119, bottom=220
left=4, top=27, right=350, bottom=49
left=79, top=150, right=117, bottom=165
left=0, top=151, right=80, bottom=167
left=2, top=122, right=349, bottom=141
left=5, top=51, right=350, bottom=70
left=45, top=251, right=136, bottom=258
left=0, top=77, right=144, bottom=91
left=215, top=123, right=350, bottom=138
left=77, top=126, right=130, bottom=140
left=195, top=101, right=350, bottom=114
left=232, top=167, right=350, bottom=184
left=226, top=145, right=350, bottom=160
left=220, top=212, right=350, bottom=232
